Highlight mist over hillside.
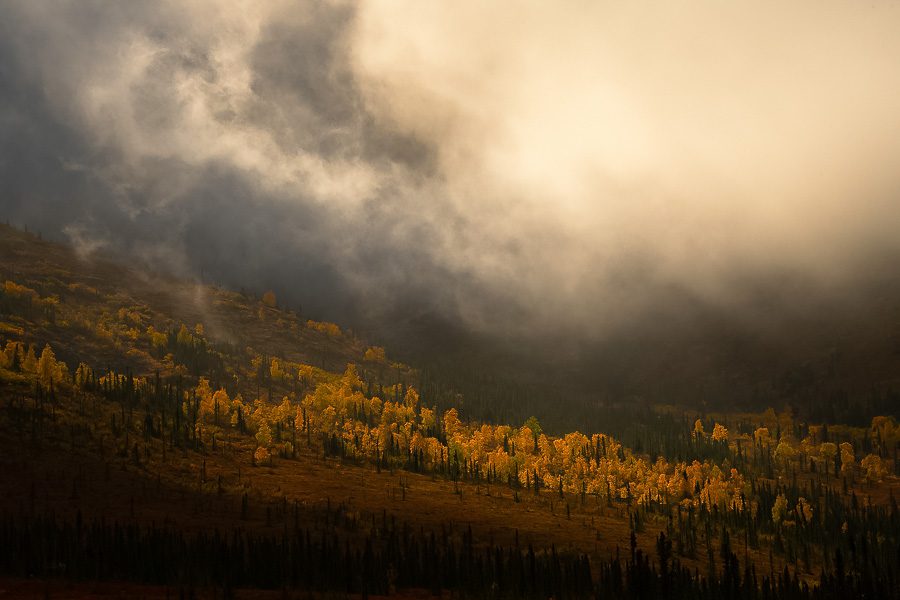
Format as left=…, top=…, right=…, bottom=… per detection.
left=2, top=1, right=900, bottom=420
left=5, top=3, right=900, bottom=599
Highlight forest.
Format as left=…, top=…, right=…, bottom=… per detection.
left=1, top=224, right=899, bottom=598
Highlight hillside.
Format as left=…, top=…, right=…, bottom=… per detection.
left=0, top=224, right=381, bottom=376
left=1, top=223, right=899, bottom=599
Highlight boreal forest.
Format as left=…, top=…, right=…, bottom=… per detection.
left=1, top=224, right=898, bottom=598
left=2, top=2, right=900, bottom=598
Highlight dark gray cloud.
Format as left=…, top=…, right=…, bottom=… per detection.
left=0, top=1, right=397, bottom=322
left=2, top=0, right=900, bottom=393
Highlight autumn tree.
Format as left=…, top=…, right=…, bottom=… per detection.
left=22, top=344, right=37, bottom=373
left=364, top=346, right=386, bottom=363
left=443, top=408, right=463, bottom=440
left=74, top=362, right=93, bottom=388
left=307, top=320, right=341, bottom=336
left=36, top=343, right=67, bottom=386
left=1, top=341, right=22, bottom=371
left=196, top=378, right=214, bottom=421
left=819, top=442, right=837, bottom=477
left=774, top=439, right=797, bottom=470
left=270, top=357, right=285, bottom=381
left=231, top=394, right=246, bottom=429
left=711, top=423, right=728, bottom=442
left=860, top=454, right=886, bottom=483
left=211, top=388, right=231, bottom=426
left=693, top=419, right=705, bottom=439
left=403, top=387, right=420, bottom=410
left=254, top=446, right=271, bottom=465
left=420, top=406, right=436, bottom=434
left=754, top=427, right=771, bottom=447
left=771, top=493, right=788, bottom=525
left=256, top=420, right=273, bottom=449
left=839, top=442, right=855, bottom=478
left=796, top=497, right=813, bottom=525
left=871, top=416, right=899, bottom=453
left=524, top=416, right=542, bottom=447
left=146, top=326, right=167, bottom=354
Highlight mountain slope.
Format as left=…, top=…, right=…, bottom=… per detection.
left=1, top=223, right=898, bottom=599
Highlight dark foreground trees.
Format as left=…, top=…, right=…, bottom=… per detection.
left=1, top=510, right=897, bottom=599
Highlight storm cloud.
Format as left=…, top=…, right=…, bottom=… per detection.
left=2, top=0, right=900, bottom=359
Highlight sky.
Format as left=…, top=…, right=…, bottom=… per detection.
left=2, top=1, right=900, bottom=359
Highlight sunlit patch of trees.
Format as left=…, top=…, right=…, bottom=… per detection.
left=1, top=341, right=68, bottom=387
left=4, top=329, right=899, bottom=597
left=364, top=345, right=386, bottom=363
left=238, top=362, right=758, bottom=520
left=306, top=319, right=341, bottom=337
left=1, top=227, right=899, bottom=599
left=1, top=279, right=59, bottom=321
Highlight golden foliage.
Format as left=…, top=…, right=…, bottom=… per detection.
left=871, top=416, right=899, bottom=448
left=254, top=445, right=271, bottom=465
left=819, top=442, right=837, bottom=459
left=270, top=357, right=285, bottom=380
left=146, top=326, right=168, bottom=350
left=37, top=344, right=68, bottom=385
left=839, top=442, right=855, bottom=477
left=753, top=427, right=771, bottom=446
left=176, top=324, right=195, bottom=346
left=403, top=387, right=419, bottom=410
left=230, top=394, right=245, bottom=427
left=22, top=344, right=38, bottom=373
left=66, top=282, right=98, bottom=295
left=364, top=346, right=386, bottom=362
left=306, top=320, right=341, bottom=337
left=74, top=363, right=93, bottom=388
left=711, top=423, right=728, bottom=442
left=0, top=322, right=24, bottom=336
left=420, top=406, right=435, bottom=431
left=3, top=280, right=38, bottom=301
left=693, top=419, right=705, bottom=438
left=772, top=493, right=788, bottom=524
left=443, top=408, right=462, bottom=439
left=256, top=420, right=273, bottom=448
left=1, top=341, right=22, bottom=370
left=773, top=440, right=796, bottom=467
left=860, top=454, right=886, bottom=483
left=117, top=307, right=144, bottom=326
